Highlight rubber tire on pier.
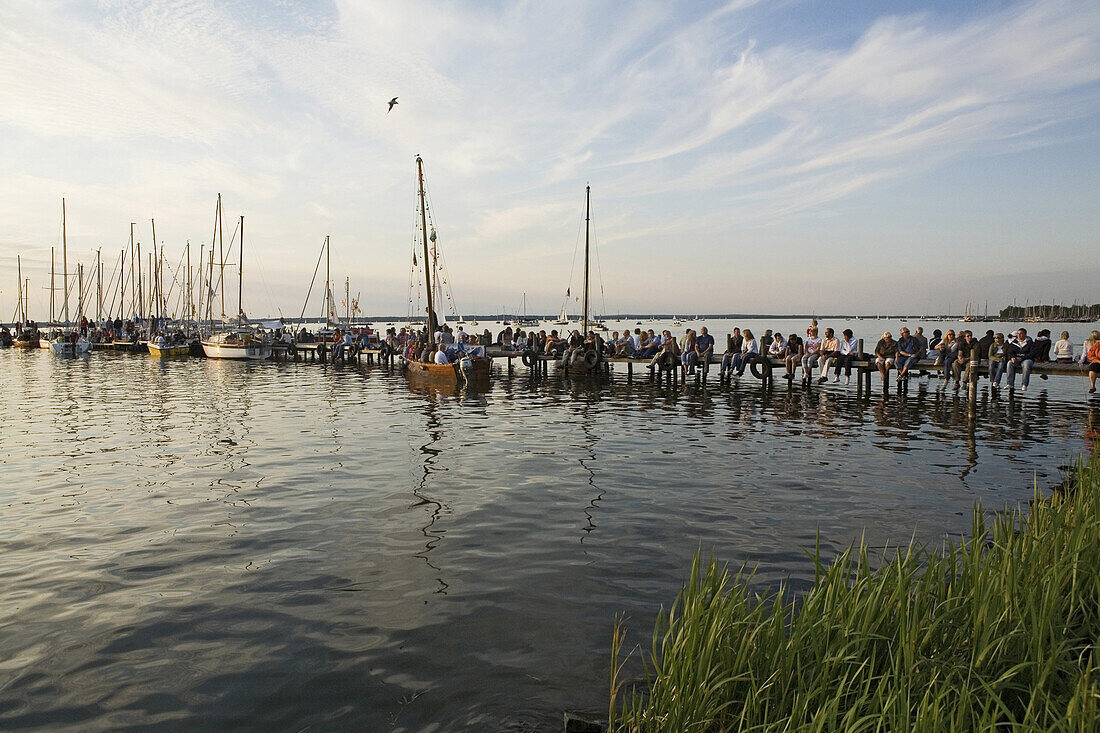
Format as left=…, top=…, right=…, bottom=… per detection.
left=286, top=343, right=297, bottom=359
left=378, top=342, right=392, bottom=360
left=658, top=351, right=677, bottom=371
left=749, top=354, right=772, bottom=380
left=347, top=343, right=360, bottom=360
left=521, top=348, right=536, bottom=368
left=583, top=349, right=599, bottom=370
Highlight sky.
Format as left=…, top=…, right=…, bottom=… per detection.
left=1, top=0, right=1098, bottom=320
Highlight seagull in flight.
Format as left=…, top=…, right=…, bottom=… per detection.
left=387, top=97, right=398, bottom=113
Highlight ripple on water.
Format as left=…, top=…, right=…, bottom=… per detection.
left=0, top=348, right=1097, bottom=730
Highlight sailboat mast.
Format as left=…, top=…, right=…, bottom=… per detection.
left=16, top=255, right=23, bottom=323
left=50, top=247, right=55, bottom=324
left=186, top=242, right=191, bottom=323
left=150, top=218, right=158, bottom=318
left=62, top=198, right=69, bottom=324
left=345, top=277, right=350, bottom=324
left=218, top=193, right=225, bottom=320
left=417, top=156, right=436, bottom=338
left=325, top=234, right=331, bottom=327
left=237, top=214, right=244, bottom=323
left=128, top=223, right=135, bottom=318
left=96, top=248, right=102, bottom=322
left=137, top=239, right=143, bottom=320
left=582, top=184, right=590, bottom=335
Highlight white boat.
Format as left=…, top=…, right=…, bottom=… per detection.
left=50, top=336, right=92, bottom=356
left=554, top=302, right=570, bottom=326
left=201, top=213, right=272, bottom=360
left=201, top=330, right=272, bottom=360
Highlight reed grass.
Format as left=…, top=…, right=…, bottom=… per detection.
left=610, top=453, right=1100, bottom=731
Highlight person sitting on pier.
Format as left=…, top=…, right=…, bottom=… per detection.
left=1083, top=331, right=1100, bottom=394
left=761, top=329, right=774, bottom=352
left=832, top=329, right=859, bottom=384
left=637, top=329, right=661, bottom=360
left=768, top=331, right=786, bottom=358
left=988, top=333, right=1007, bottom=391
left=728, top=328, right=758, bottom=378
left=1005, top=328, right=1037, bottom=392
left=1054, top=331, right=1074, bottom=363
left=951, top=330, right=980, bottom=390
left=695, top=327, right=715, bottom=373
left=933, top=329, right=957, bottom=384
left=801, top=327, right=821, bottom=385
left=817, top=328, right=840, bottom=383
left=895, top=327, right=920, bottom=385
left=614, top=331, right=634, bottom=357
left=648, top=329, right=681, bottom=369
left=680, top=329, right=698, bottom=374
left=719, top=328, right=744, bottom=376
left=875, top=331, right=897, bottom=383
left=545, top=330, right=565, bottom=357
left=514, top=330, right=528, bottom=351
left=560, top=329, right=585, bottom=367
left=783, top=333, right=802, bottom=381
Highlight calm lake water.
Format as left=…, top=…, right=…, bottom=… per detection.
left=2, top=318, right=1097, bottom=731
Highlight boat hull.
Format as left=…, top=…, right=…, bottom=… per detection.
left=404, top=355, right=491, bottom=389
left=50, top=340, right=92, bottom=356
left=148, top=343, right=192, bottom=358
left=13, top=336, right=39, bottom=348
left=201, top=341, right=272, bottom=360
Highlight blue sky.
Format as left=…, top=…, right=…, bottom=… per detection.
left=1, top=0, right=1097, bottom=320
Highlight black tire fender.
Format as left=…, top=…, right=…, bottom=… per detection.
left=750, top=354, right=772, bottom=380
left=521, top=348, right=536, bottom=368
left=583, top=350, right=599, bottom=369
left=659, top=351, right=677, bottom=371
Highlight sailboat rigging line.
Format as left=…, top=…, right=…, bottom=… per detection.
left=102, top=249, right=124, bottom=320
left=299, top=238, right=328, bottom=322
left=420, top=177, right=462, bottom=320
left=213, top=218, right=241, bottom=318
left=589, top=209, right=608, bottom=318
left=561, top=188, right=588, bottom=319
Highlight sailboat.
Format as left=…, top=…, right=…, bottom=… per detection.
left=403, top=156, right=490, bottom=389
left=201, top=211, right=272, bottom=360
left=562, top=184, right=604, bottom=377
left=516, top=293, right=539, bottom=327
left=554, top=301, right=570, bottom=326
left=48, top=199, right=92, bottom=356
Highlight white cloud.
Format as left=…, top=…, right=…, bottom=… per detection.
left=1, top=0, right=1098, bottom=318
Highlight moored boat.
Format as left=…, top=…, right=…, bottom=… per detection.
left=201, top=330, right=272, bottom=360
left=403, top=156, right=491, bottom=390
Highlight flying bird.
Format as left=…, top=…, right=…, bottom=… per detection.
left=387, top=97, right=398, bottom=112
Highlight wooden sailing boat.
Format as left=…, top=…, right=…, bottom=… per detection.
left=403, top=156, right=490, bottom=389
left=565, top=185, right=604, bottom=376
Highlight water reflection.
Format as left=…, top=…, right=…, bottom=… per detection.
left=412, top=399, right=449, bottom=595
left=1, top=350, right=1095, bottom=732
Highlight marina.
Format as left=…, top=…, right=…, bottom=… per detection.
left=3, top=0, right=1099, bottom=730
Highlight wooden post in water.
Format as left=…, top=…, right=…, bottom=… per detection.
left=857, top=339, right=865, bottom=398
left=968, top=346, right=979, bottom=418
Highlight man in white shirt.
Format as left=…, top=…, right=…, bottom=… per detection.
left=434, top=344, right=450, bottom=364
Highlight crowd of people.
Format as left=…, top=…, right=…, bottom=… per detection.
left=477, top=321, right=1100, bottom=395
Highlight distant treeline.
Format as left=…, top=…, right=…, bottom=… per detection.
left=999, top=303, right=1100, bottom=321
